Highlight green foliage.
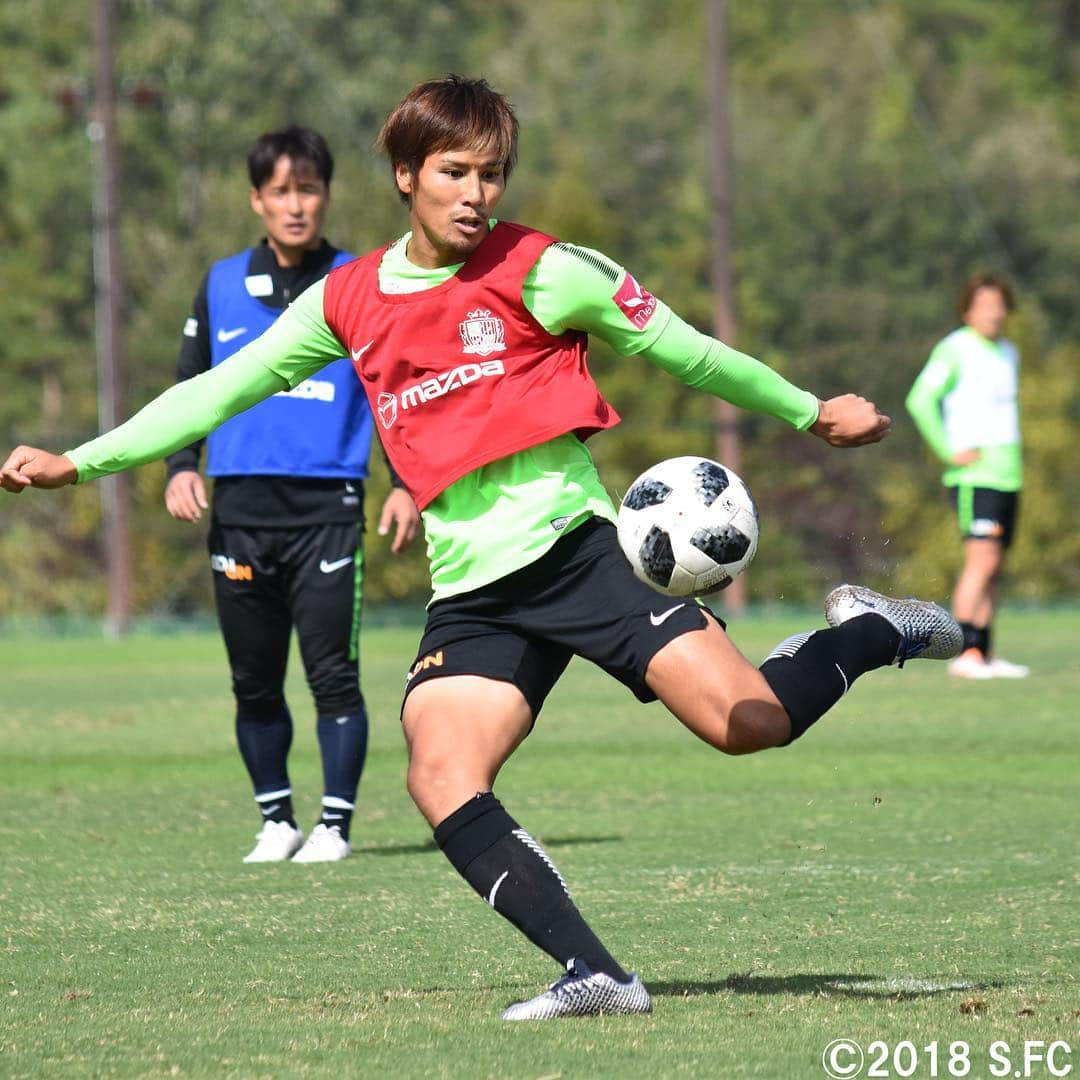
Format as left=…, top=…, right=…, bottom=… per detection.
left=2, top=0, right=1079, bottom=614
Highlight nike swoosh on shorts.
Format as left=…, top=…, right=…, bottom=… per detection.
left=649, top=604, right=685, bottom=627
left=319, top=557, right=353, bottom=574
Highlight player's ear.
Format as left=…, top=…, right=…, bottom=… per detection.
left=250, top=186, right=263, bottom=218
left=395, top=162, right=414, bottom=199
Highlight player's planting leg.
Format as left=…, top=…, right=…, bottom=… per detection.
left=434, top=792, right=651, bottom=1020
left=404, top=676, right=650, bottom=1020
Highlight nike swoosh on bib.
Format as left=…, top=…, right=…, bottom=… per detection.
left=319, top=557, right=353, bottom=574
left=351, top=340, right=375, bottom=362
left=649, top=604, right=685, bottom=627
left=216, top=326, right=247, bottom=343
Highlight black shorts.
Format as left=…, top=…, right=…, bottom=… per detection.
left=208, top=519, right=365, bottom=714
left=403, top=517, right=724, bottom=719
left=951, top=485, right=1020, bottom=548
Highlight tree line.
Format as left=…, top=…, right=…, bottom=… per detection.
left=2, top=0, right=1077, bottom=618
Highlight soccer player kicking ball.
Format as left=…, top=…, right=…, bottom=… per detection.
left=2, top=76, right=962, bottom=1021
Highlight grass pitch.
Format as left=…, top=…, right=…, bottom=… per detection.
left=2, top=610, right=1077, bottom=1078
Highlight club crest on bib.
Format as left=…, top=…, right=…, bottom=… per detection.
left=377, top=391, right=398, bottom=429
left=459, top=309, right=506, bottom=356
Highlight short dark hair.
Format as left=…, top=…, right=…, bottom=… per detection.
left=376, top=75, right=518, bottom=203
left=959, top=273, right=1014, bottom=317
left=248, top=126, right=334, bottom=189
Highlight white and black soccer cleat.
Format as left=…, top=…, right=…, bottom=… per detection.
left=501, top=958, right=652, bottom=1021
left=824, top=584, right=963, bottom=665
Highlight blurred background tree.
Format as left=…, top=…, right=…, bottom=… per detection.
left=1, top=0, right=1077, bottom=619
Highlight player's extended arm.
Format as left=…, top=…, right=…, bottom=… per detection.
left=74, top=355, right=287, bottom=485
left=526, top=243, right=887, bottom=446
left=642, top=316, right=890, bottom=446
left=905, top=345, right=957, bottom=462
left=1, top=283, right=344, bottom=491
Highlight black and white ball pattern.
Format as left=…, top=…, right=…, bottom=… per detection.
left=617, top=457, right=759, bottom=597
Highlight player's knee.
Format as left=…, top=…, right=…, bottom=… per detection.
left=311, top=687, right=363, bottom=716
left=405, top=754, right=466, bottom=821
left=233, top=686, right=287, bottom=713
left=716, top=699, right=790, bottom=755
left=404, top=734, right=451, bottom=801
left=305, top=663, right=360, bottom=716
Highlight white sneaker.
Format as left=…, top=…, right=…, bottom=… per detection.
left=948, top=648, right=996, bottom=680
left=242, top=820, right=304, bottom=863
left=823, top=584, right=963, bottom=664
left=291, top=823, right=351, bottom=863
left=501, top=959, right=652, bottom=1021
left=984, top=656, right=1030, bottom=679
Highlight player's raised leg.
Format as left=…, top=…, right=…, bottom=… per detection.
left=403, top=674, right=651, bottom=1020
left=647, top=587, right=961, bottom=751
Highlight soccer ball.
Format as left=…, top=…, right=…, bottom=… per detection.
left=617, top=456, right=759, bottom=597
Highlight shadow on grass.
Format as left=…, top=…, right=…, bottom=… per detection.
left=360, top=834, right=623, bottom=857
left=652, top=973, right=1000, bottom=1000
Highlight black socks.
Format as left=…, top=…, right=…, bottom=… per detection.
left=256, top=792, right=296, bottom=826
left=238, top=704, right=368, bottom=839
left=434, top=792, right=629, bottom=982
left=237, top=704, right=297, bottom=824
left=760, top=612, right=901, bottom=742
left=959, top=621, right=990, bottom=658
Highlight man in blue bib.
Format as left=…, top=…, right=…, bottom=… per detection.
left=163, top=127, right=419, bottom=863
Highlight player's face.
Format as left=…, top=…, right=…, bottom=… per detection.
left=250, top=155, right=329, bottom=265
left=964, top=286, right=1009, bottom=340
left=396, top=146, right=506, bottom=268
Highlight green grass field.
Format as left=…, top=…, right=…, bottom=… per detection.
left=2, top=610, right=1077, bottom=1078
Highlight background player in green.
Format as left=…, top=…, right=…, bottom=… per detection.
left=166, top=126, right=421, bottom=863
left=2, top=76, right=963, bottom=1020
left=906, top=274, right=1028, bottom=680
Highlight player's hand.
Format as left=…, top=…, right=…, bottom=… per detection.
left=378, top=487, right=421, bottom=554
left=810, top=395, right=891, bottom=447
left=164, top=470, right=209, bottom=522
left=0, top=446, right=77, bottom=493
left=951, top=448, right=982, bottom=466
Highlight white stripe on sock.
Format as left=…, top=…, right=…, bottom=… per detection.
left=512, top=829, right=570, bottom=897
left=255, top=788, right=291, bottom=803
left=764, top=632, right=815, bottom=663
left=835, top=662, right=850, bottom=695
left=322, top=795, right=355, bottom=810
left=487, top=870, right=510, bottom=908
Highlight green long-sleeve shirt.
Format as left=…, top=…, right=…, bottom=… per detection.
left=69, top=230, right=819, bottom=599
left=905, top=326, right=1022, bottom=492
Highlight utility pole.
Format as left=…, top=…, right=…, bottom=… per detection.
left=90, top=0, right=132, bottom=636
left=708, top=0, right=747, bottom=612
